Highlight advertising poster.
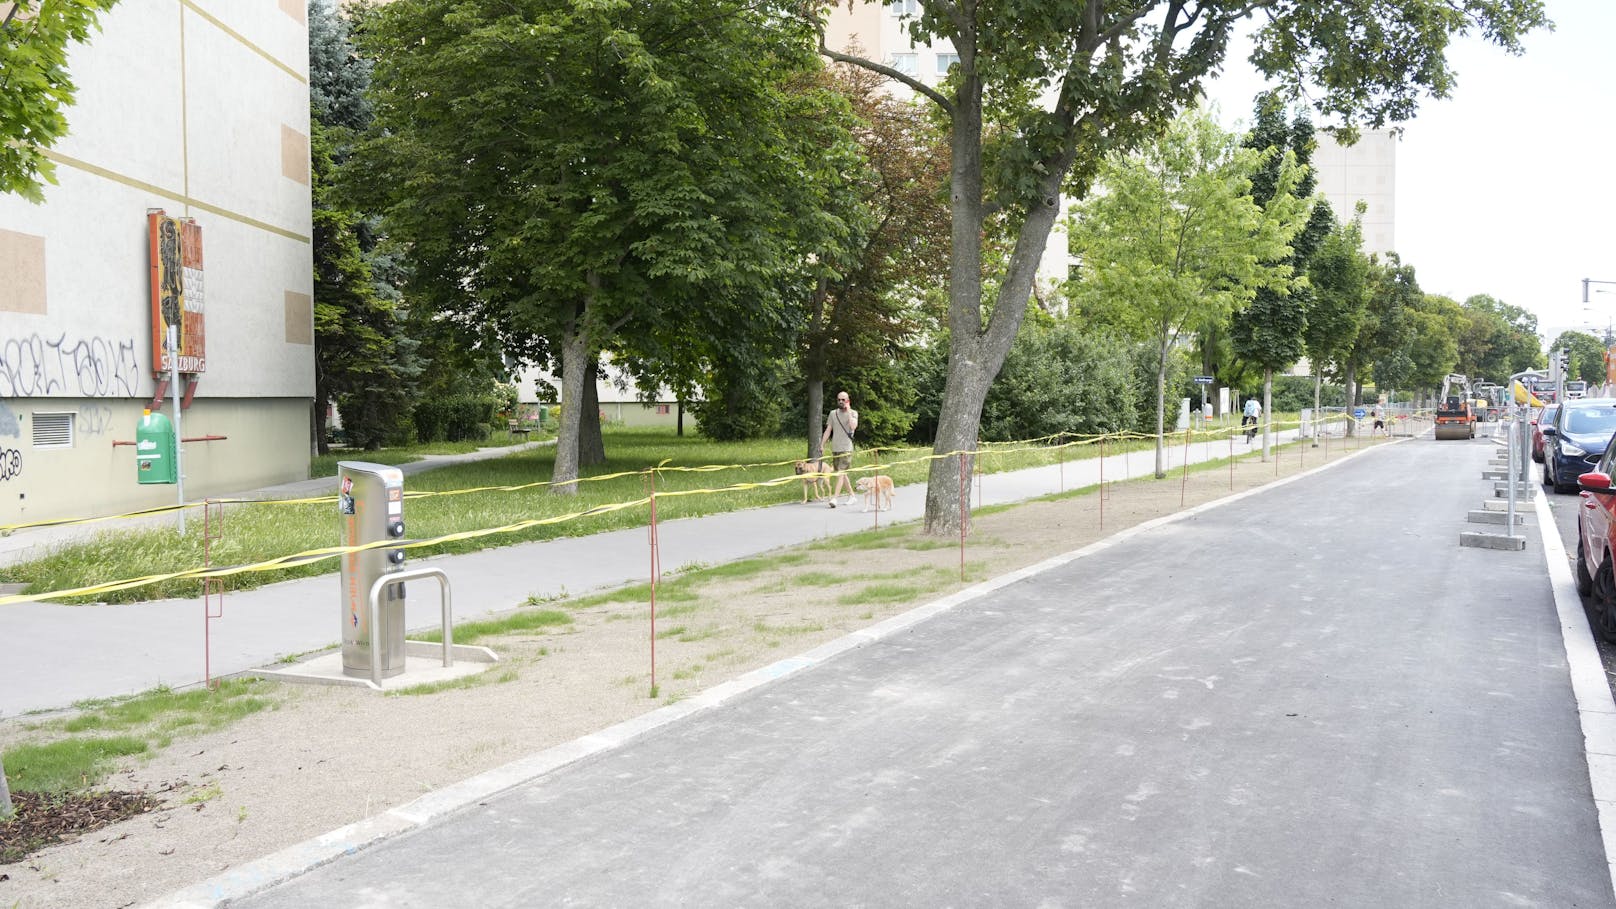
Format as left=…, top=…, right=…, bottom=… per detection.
left=148, top=211, right=206, bottom=374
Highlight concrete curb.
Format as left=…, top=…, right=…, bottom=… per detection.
left=140, top=436, right=1400, bottom=909
left=1535, top=492, right=1616, bottom=893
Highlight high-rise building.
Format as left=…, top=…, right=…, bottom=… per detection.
left=0, top=2, right=314, bottom=524
left=1313, top=130, right=1397, bottom=257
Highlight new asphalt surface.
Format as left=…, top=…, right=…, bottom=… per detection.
left=214, top=431, right=1614, bottom=907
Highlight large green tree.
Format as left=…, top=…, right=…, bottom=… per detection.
left=355, top=0, right=848, bottom=493
left=1229, top=96, right=1331, bottom=458
left=1070, top=110, right=1297, bottom=478
left=0, top=0, right=118, bottom=201
left=814, top=0, right=1549, bottom=534
left=1455, top=293, right=1543, bottom=381
left=308, top=0, right=413, bottom=453
left=1549, top=330, right=1607, bottom=387
left=1407, top=294, right=1462, bottom=399
left=1344, top=253, right=1420, bottom=411
left=1303, top=210, right=1371, bottom=404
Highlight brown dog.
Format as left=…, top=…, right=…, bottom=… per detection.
left=855, top=475, right=895, bottom=512
left=795, top=459, right=833, bottom=503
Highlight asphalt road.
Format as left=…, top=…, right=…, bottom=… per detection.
left=233, top=433, right=1611, bottom=908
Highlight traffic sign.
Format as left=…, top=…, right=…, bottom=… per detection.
left=1193, top=375, right=1214, bottom=385
left=1353, top=408, right=1366, bottom=418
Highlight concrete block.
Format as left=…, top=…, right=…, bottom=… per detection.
left=1460, top=531, right=1528, bottom=551
left=1467, top=510, right=1525, bottom=525
left=1481, top=470, right=1508, bottom=480
left=1481, top=499, right=1509, bottom=511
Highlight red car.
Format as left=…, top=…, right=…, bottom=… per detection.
left=1532, top=404, right=1558, bottom=463
left=1576, top=440, right=1616, bottom=641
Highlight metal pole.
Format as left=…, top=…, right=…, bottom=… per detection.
left=1506, top=414, right=1518, bottom=539
left=169, top=325, right=185, bottom=535
left=1, top=752, right=12, bottom=820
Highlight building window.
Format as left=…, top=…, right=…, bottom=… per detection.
left=936, top=53, right=959, bottom=75
left=891, top=0, right=919, bottom=15
left=32, top=412, right=73, bottom=449
left=891, top=53, right=918, bottom=76
left=656, top=404, right=671, bottom=415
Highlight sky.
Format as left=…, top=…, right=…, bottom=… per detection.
left=1201, top=0, right=1616, bottom=350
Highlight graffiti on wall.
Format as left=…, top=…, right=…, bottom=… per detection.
left=0, top=333, right=140, bottom=398
left=77, top=404, right=114, bottom=437
left=0, top=446, right=20, bottom=482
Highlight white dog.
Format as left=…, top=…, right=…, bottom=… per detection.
left=855, top=475, right=895, bottom=512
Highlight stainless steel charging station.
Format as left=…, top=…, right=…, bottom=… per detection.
left=338, top=461, right=408, bottom=678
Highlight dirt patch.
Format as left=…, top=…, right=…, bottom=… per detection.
left=0, top=791, right=161, bottom=866
left=0, top=436, right=1389, bottom=908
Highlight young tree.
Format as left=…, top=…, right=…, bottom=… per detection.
left=1230, top=96, right=1330, bottom=459
left=355, top=1, right=849, bottom=493
left=812, top=0, right=1549, bottom=534
left=1303, top=212, right=1371, bottom=425
left=1345, top=253, right=1420, bottom=411
left=0, top=0, right=118, bottom=201
left=1070, top=110, right=1297, bottom=478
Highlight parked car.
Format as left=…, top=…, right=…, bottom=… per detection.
left=1531, top=404, right=1559, bottom=463
left=1544, top=398, right=1616, bottom=494
left=1573, top=439, right=1616, bottom=641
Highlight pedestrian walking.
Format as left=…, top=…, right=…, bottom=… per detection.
left=822, top=391, right=859, bottom=507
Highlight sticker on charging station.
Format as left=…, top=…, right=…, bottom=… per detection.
left=388, top=486, right=402, bottom=515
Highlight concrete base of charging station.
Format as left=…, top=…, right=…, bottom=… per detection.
left=1467, top=510, right=1525, bottom=525
left=1459, top=531, right=1528, bottom=551
left=253, top=640, right=500, bottom=692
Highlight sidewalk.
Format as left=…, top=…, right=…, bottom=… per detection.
left=2, top=428, right=1322, bottom=717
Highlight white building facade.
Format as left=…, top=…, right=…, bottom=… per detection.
left=822, top=1, right=1071, bottom=292
left=0, top=1, right=314, bottom=524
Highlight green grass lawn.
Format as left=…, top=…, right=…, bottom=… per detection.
left=1, top=419, right=1355, bottom=606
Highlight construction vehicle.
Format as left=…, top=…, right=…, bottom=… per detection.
left=1435, top=373, right=1477, bottom=440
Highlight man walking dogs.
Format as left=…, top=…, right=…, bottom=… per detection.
left=822, top=391, right=859, bottom=507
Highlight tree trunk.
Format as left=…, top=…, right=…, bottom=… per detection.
left=1154, top=336, right=1169, bottom=479
left=921, top=58, right=1068, bottom=534
left=552, top=324, right=588, bottom=496
left=311, top=396, right=329, bottom=457
left=580, top=358, right=605, bottom=467
left=1313, top=374, right=1322, bottom=447
left=1344, top=356, right=1359, bottom=436
left=676, top=401, right=685, bottom=437
left=1261, top=368, right=1272, bottom=461
left=804, top=327, right=829, bottom=461
left=923, top=346, right=991, bottom=534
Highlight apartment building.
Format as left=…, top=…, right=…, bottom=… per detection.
left=0, top=1, right=314, bottom=524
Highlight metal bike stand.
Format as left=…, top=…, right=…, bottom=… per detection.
left=367, top=567, right=454, bottom=689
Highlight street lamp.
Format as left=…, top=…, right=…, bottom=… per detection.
left=1583, top=278, right=1616, bottom=304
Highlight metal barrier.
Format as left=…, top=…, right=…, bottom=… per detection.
left=365, top=567, right=455, bottom=688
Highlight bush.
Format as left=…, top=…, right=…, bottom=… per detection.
left=413, top=396, right=497, bottom=442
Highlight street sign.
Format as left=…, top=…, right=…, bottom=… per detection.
left=1353, top=408, right=1367, bottom=419
left=1193, top=375, right=1214, bottom=385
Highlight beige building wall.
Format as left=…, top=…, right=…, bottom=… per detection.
left=0, top=1, right=314, bottom=524
left=1314, top=129, right=1396, bottom=258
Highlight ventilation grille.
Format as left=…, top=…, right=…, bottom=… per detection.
left=32, top=412, right=73, bottom=449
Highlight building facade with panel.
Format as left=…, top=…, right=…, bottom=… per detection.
left=0, top=0, right=314, bottom=525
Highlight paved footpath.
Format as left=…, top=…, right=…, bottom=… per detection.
left=2, top=428, right=1318, bottom=716
left=185, top=429, right=1613, bottom=907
